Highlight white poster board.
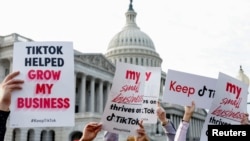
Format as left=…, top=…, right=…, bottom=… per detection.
left=162, top=69, right=217, bottom=109
left=101, top=62, right=146, bottom=135
left=200, top=72, right=248, bottom=141
left=11, top=41, right=75, bottom=127
left=141, top=66, right=161, bottom=124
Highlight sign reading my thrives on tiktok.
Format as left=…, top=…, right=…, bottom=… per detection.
left=10, top=42, right=75, bottom=127
left=102, top=62, right=161, bottom=135
left=200, top=72, right=248, bottom=141
left=101, top=62, right=145, bottom=135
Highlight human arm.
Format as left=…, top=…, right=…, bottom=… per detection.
left=174, top=101, right=195, bottom=141
left=136, top=120, right=150, bottom=141
left=156, top=102, right=176, bottom=141
left=79, top=122, right=102, bottom=141
left=241, top=113, right=249, bottom=125
left=0, top=71, right=24, bottom=111
left=0, top=71, right=24, bottom=141
left=0, top=111, right=10, bottom=141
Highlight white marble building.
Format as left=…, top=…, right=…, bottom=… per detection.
left=0, top=1, right=207, bottom=141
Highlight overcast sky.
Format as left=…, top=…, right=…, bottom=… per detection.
left=1, top=0, right=250, bottom=109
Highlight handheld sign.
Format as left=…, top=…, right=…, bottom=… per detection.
left=141, top=66, right=161, bottom=124
left=162, top=69, right=217, bottom=109
left=101, top=62, right=145, bottom=135
left=200, top=72, right=248, bottom=141
left=11, top=41, right=75, bottom=127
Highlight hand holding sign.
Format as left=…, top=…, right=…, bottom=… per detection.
left=136, top=120, right=150, bottom=141
left=79, top=122, right=102, bottom=141
left=156, top=102, right=168, bottom=126
left=240, top=113, right=249, bottom=125
left=0, top=71, right=24, bottom=111
left=183, top=101, right=195, bottom=122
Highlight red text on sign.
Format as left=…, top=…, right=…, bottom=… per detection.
left=28, top=69, right=61, bottom=80
left=169, top=80, right=195, bottom=97
left=226, top=82, right=242, bottom=99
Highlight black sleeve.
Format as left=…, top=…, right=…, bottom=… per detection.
left=0, top=110, right=10, bottom=141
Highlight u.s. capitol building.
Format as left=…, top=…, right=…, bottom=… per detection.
left=0, top=1, right=207, bottom=141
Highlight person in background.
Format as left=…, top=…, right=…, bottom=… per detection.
left=174, top=101, right=195, bottom=141
left=157, top=101, right=195, bottom=141
left=78, top=122, right=102, bottom=141
left=80, top=120, right=149, bottom=141
left=0, top=71, right=24, bottom=141
left=241, top=113, right=249, bottom=125
left=137, top=120, right=150, bottom=141
left=104, top=131, right=119, bottom=141
left=156, top=101, right=176, bottom=141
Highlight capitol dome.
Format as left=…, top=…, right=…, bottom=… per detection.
left=107, top=27, right=155, bottom=50
left=105, top=1, right=162, bottom=67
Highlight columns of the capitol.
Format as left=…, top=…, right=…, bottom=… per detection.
left=47, top=131, right=53, bottom=141
left=103, top=82, right=111, bottom=109
left=17, top=129, right=28, bottom=141
left=107, top=82, right=111, bottom=96
left=191, top=120, right=194, bottom=138
left=193, top=120, right=196, bottom=137
left=28, top=130, right=35, bottom=141
left=191, top=119, right=197, bottom=137
left=196, top=120, right=198, bottom=137
left=194, top=120, right=197, bottom=138
left=132, top=57, right=136, bottom=64
left=79, top=74, right=86, bottom=113
left=160, top=78, right=164, bottom=96
left=42, top=131, right=48, bottom=141
left=143, top=58, right=146, bottom=66
left=44, top=131, right=51, bottom=141
left=35, top=129, right=42, bottom=141
left=74, top=72, right=76, bottom=85
left=99, top=80, right=103, bottom=113
left=90, top=77, right=95, bottom=112
left=74, top=72, right=78, bottom=112
left=0, top=62, right=4, bottom=80
left=8, top=57, right=13, bottom=72
left=103, top=82, right=110, bottom=110
left=138, top=57, right=141, bottom=65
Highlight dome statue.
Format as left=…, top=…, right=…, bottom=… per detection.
left=236, top=65, right=249, bottom=86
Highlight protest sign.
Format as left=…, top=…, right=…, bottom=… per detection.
left=200, top=72, right=248, bottom=141
left=162, top=69, right=217, bottom=109
left=141, top=66, right=161, bottom=124
left=101, top=62, right=146, bottom=135
left=10, top=41, right=75, bottom=127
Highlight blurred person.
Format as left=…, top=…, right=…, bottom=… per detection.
left=174, top=101, right=195, bottom=141
left=241, top=113, right=249, bottom=125
left=79, top=122, right=102, bottom=141
left=0, top=71, right=24, bottom=140
left=157, top=101, right=176, bottom=141
left=80, top=120, right=149, bottom=141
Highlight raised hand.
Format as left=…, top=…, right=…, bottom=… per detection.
left=0, top=71, right=24, bottom=111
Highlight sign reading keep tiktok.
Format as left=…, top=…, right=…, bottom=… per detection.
left=10, top=41, right=75, bottom=127
left=162, top=69, right=217, bottom=109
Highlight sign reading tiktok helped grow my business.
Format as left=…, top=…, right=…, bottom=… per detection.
left=11, top=42, right=75, bottom=127
left=200, top=72, right=248, bottom=141
left=101, top=62, right=146, bottom=135
left=162, top=69, right=217, bottom=109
